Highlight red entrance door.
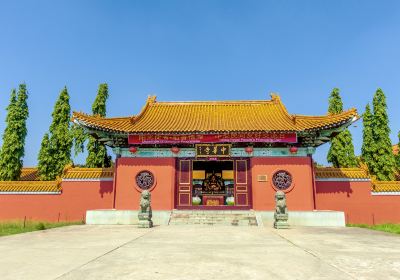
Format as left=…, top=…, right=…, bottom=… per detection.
left=176, top=159, right=192, bottom=206
left=234, top=159, right=251, bottom=207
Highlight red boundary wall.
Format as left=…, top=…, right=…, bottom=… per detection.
left=316, top=181, right=400, bottom=224
left=0, top=181, right=113, bottom=222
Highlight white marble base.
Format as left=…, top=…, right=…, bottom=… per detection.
left=86, top=209, right=345, bottom=227
left=256, top=210, right=346, bottom=227
left=86, top=210, right=171, bottom=225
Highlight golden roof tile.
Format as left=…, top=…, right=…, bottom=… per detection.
left=73, top=95, right=358, bottom=133
left=315, top=167, right=369, bottom=179
left=62, top=168, right=114, bottom=179
left=372, top=181, right=400, bottom=192
left=18, top=167, right=114, bottom=181
left=0, top=167, right=114, bottom=193
left=20, top=168, right=40, bottom=181
left=0, top=181, right=61, bottom=193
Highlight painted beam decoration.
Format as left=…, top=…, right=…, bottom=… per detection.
left=128, top=132, right=297, bottom=144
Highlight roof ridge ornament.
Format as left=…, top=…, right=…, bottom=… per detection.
left=147, top=95, right=157, bottom=104
left=131, top=95, right=157, bottom=124
left=292, top=114, right=297, bottom=124
left=270, top=93, right=281, bottom=103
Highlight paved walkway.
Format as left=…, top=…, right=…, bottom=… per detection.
left=0, top=225, right=399, bottom=280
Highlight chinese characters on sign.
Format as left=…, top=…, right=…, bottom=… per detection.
left=196, top=144, right=231, bottom=157
left=128, top=132, right=297, bottom=144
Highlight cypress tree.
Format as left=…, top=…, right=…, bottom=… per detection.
left=396, top=131, right=400, bottom=170
left=371, top=88, right=396, bottom=180
left=37, top=133, right=53, bottom=180
left=327, top=88, right=358, bottom=168
left=361, top=104, right=375, bottom=172
left=38, top=87, right=72, bottom=180
left=328, top=88, right=343, bottom=114
left=0, top=84, right=29, bottom=180
left=71, top=124, right=86, bottom=157
left=0, top=90, right=19, bottom=180
left=85, top=83, right=111, bottom=168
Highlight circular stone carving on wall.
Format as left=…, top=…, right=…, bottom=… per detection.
left=135, top=170, right=155, bottom=190
left=272, top=170, right=293, bottom=191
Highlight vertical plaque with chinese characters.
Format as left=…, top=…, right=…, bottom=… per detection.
left=195, top=144, right=231, bottom=157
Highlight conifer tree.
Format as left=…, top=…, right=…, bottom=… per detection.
left=85, top=83, right=111, bottom=168
left=396, top=131, right=400, bottom=170
left=327, top=88, right=358, bottom=168
left=371, top=88, right=396, bottom=180
left=327, top=88, right=343, bottom=114
left=361, top=104, right=374, bottom=172
left=0, top=84, right=29, bottom=180
left=0, top=90, right=18, bottom=180
left=37, top=133, right=53, bottom=180
left=38, top=87, right=72, bottom=180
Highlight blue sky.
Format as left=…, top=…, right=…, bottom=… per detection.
left=0, top=1, right=399, bottom=166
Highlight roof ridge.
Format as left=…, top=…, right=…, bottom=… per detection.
left=315, top=167, right=366, bottom=171
left=67, top=167, right=114, bottom=171
left=294, top=108, right=357, bottom=118
left=130, top=95, right=157, bottom=124
left=269, top=93, right=297, bottom=126
left=73, top=112, right=132, bottom=120
left=153, top=100, right=276, bottom=105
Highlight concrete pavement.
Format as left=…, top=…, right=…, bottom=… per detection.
left=0, top=225, right=399, bottom=280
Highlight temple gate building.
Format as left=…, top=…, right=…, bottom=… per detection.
left=72, top=94, right=358, bottom=212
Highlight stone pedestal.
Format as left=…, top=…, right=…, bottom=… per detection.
left=138, top=212, right=153, bottom=228
left=274, top=213, right=289, bottom=229
left=138, top=220, right=153, bottom=228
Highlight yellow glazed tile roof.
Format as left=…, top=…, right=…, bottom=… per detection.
left=372, top=181, right=400, bottom=192
left=20, top=168, right=40, bottom=181
left=73, top=95, right=358, bottom=133
left=62, top=168, right=114, bottom=179
left=315, top=167, right=369, bottom=179
left=0, top=181, right=61, bottom=193
left=18, top=167, right=114, bottom=180
left=316, top=167, right=400, bottom=193
left=0, top=167, right=114, bottom=193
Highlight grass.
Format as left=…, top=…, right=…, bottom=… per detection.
left=0, top=220, right=83, bottom=237
left=347, top=223, right=400, bottom=235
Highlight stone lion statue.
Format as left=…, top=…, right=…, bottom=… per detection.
left=140, top=190, right=151, bottom=212
left=274, top=190, right=289, bottom=229
left=275, top=191, right=287, bottom=215
left=138, top=190, right=153, bottom=228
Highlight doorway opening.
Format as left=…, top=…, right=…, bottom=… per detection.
left=176, top=158, right=251, bottom=209
left=192, top=160, right=234, bottom=206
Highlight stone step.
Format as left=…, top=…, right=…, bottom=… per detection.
left=168, top=210, right=258, bottom=226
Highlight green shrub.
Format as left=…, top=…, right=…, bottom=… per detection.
left=35, top=222, right=46, bottom=230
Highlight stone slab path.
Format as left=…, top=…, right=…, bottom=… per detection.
left=0, top=225, right=399, bottom=280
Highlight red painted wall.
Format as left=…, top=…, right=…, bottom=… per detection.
left=114, top=157, right=176, bottom=210
left=316, top=181, right=400, bottom=224
left=0, top=181, right=113, bottom=222
left=251, top=157, right=315, bottom=211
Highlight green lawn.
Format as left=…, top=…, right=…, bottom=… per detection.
left=0, top=220, right=83, bottom=237
left=347, top=223, right=400, bottom=235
